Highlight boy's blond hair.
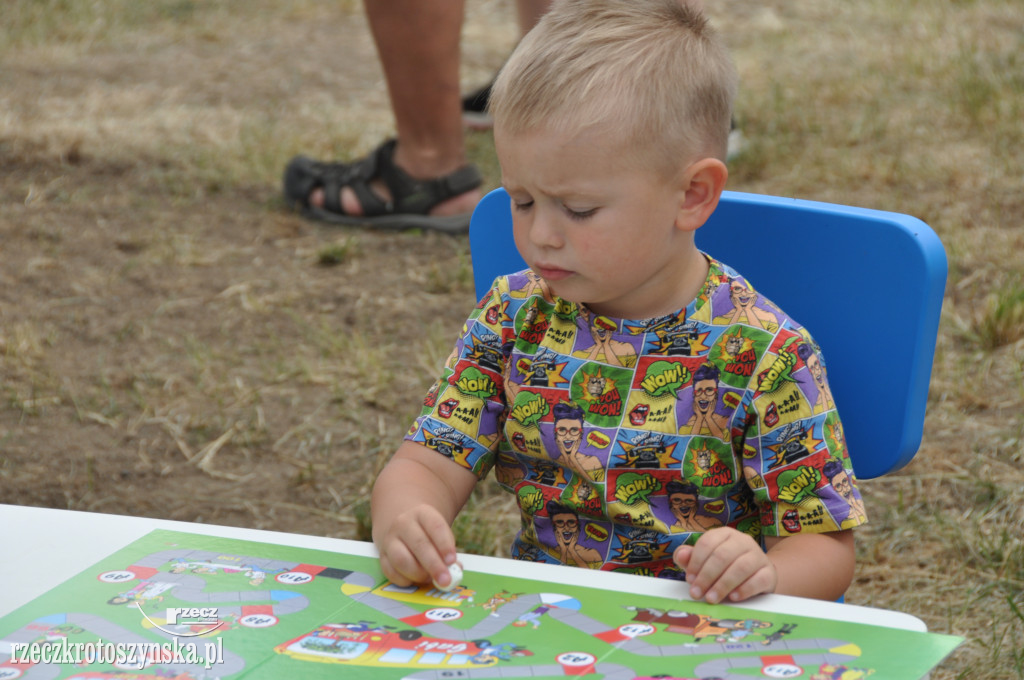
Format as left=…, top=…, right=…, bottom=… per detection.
left=489, top=0, right=737, bottom=169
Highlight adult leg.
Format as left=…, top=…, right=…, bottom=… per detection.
left=515, top=0, right=553, bottom=36
left=310, top=0, right=480, bottom=219
left=461, top=0, right=552, bottom=129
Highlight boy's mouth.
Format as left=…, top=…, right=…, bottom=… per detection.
left=534, top=264, right=572, bottom=281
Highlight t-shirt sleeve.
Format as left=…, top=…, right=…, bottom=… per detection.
left=739, top=328, right=868, bottom=537
left=403, top=279, right=513, bottom=479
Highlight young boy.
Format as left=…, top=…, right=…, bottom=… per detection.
left=371, top=0, right=865, bottom=605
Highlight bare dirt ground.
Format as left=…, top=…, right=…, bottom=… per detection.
left=0, top=0, right=498, bottom=538
left=0, top=148, right=483, bottom=535
left=2, top=1, right=1023, bottom=677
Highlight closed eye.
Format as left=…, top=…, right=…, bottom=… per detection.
left=566, top=206, right=597, bottom=221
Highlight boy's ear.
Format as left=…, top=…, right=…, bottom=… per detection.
left=675, top=158, right=728, bottom=233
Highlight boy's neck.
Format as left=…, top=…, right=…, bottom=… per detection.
left=584, top=248, right=710, bottom=320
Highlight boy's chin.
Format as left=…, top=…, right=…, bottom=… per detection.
left=537, top=278, right=572, bottom=301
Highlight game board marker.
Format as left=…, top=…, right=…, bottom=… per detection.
left=432, top=561, right=463, bottom=591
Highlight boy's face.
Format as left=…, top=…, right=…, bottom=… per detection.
left=495, top=123, right=705, bottom=320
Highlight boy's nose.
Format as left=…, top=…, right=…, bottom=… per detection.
left=527, top=209, right=564, bottom=249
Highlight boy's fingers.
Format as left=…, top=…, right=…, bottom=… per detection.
left=378, top=552, right=412, bottom=587
left=698, top=552, right=765, bottom=603
left=393, top=510, right=457, bottom=586
left=681, top=528, right=731, bottom=579
left=688, top=545, right=776, bottom=603
left=681, top=528, right=768, bottom=602
left=378, top=516, right=444, bottom=585
left=379, top=543, right=421, bottom=586
left=727, top=566, right=776, bottom=602
left=414, top=511, right=459, bottom=585
left=672, top=544, right=693, bottom=570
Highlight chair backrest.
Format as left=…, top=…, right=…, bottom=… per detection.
left=469, top=188, right=947, bottom=479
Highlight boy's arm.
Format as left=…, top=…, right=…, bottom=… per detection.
left=673, top=528, right=855, bottom=604
left=763, top=531, right=855, bottom=600
left=371, top=440, right=479, bottom=589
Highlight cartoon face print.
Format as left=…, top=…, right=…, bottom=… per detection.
left=520, top=270, right=553, bottom=301
left=586, top=375, right=607, bottom=398
left=545, top=500, right=604, bottom=567
left=671, top=490, right=698, bottom=515
left=714, top=281, right=779, bottom=332
left=565, top=476, right=604, bottom=516
left=665, top=480, right=723, bottom=532
left=572, top=310, right=638, bottom=368
left=824, top=459, right=866, bottom=526
left=831, top=468, right=851, bottom=499
left=502, top=350, right=522, bottom=404
left=797, top=342, right=835, bottom=413
left=725, top=333, right=744, bottom=357
left=695, top=447, right=713, bottom=471
left=805, top=352, right=822, bottom=382
left=730, top=282, right=752, bottom=306
left=523, top=306, right=539, bottom=326
left=554, top=419, right=582, bottom=457
left=552, top=513, right=579, bottom=543
left=572, top=363, right=631, bottom=430
left=591, top=315, right=615, bottom=341
left=681, top=363, right=730, bottom=439
left=694, top=379, right=718, bottom=416
left=551, top=401, right=605, bottom=481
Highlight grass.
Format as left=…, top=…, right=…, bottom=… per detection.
left=970, top=280, right=1024, bottom=349
left=317, top=237, right=359, bottom=267
left=1, top=1, right=1023, bottom=678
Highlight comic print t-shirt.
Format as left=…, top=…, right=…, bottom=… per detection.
left=405, top=255, right=867, bottom=579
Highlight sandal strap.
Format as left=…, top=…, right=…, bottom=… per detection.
left=373, top=140, right=483, bottom=216
left=288, top=139, right=482, bottom=219
left=319, top=154, right=389, bottom=215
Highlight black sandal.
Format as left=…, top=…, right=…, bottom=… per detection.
left=282, top=139, right=483, bottom=233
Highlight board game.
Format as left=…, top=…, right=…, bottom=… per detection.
left=0, top=530, right=960, bottom=679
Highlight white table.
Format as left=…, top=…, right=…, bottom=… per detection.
left=0, top=503, right=925, bottom=633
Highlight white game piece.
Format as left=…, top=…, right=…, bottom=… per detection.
left=433, top=562, right=464, bottom=591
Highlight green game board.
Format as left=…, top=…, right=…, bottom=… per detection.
left=0, top=530, right=960, bottom=679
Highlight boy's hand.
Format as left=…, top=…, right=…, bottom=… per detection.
left=371, top=441, right=479, bottom=590
left=375, top=504, right=459, bottom=589
left=673, top=527, right=777, bottom=604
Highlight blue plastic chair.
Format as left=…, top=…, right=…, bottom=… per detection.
left=469, top=188, right=947, bottom=480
